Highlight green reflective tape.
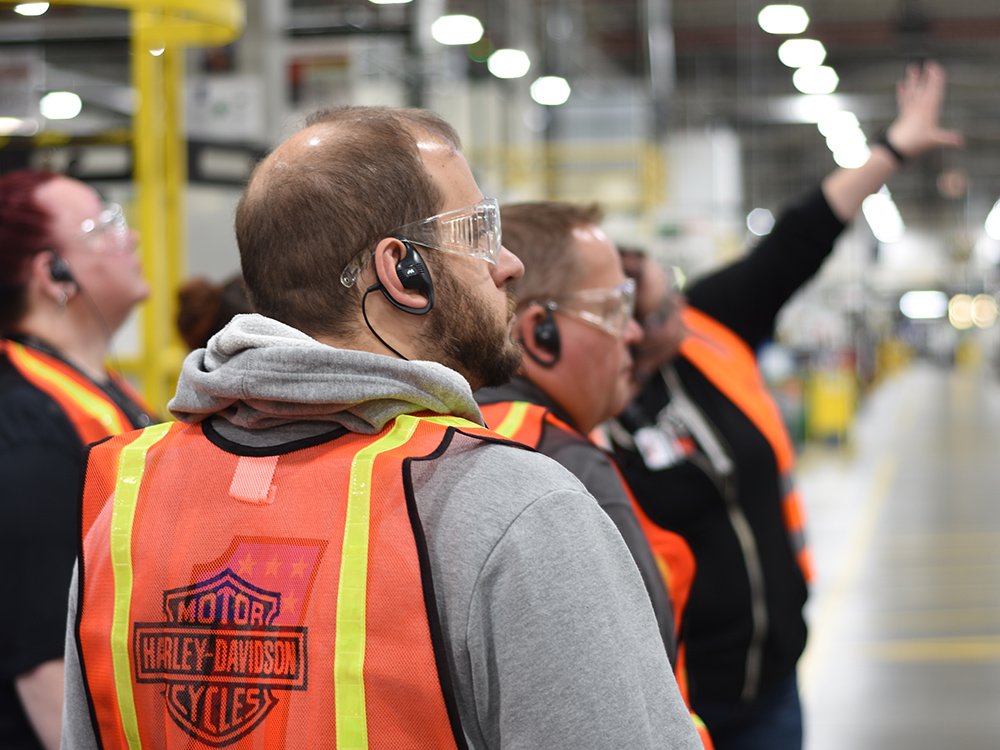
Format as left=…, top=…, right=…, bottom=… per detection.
left=336, top=417, right=421, bottom=749
left=109, top=422, right=172, bottom=749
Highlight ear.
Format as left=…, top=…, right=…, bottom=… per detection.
left=371, top=237, right=431, bottom=311
left=30, top=251, right=74, bottom=303
left=512, top=303, right=539, bottom=345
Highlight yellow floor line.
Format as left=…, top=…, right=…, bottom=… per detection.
left=799, top=454, right=897, bottom=698
left=865, top=636, right=1000, bottom=662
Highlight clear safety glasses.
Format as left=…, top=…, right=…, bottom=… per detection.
left=640, top=290, right=681, bottom=332
left=545, top=278, right=637, bottom=338
left=340, top=198, right=502, bottom=287
left=81, top=202, right=130, bottom=250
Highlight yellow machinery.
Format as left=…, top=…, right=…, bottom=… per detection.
left=44, top=0, right=245, bottom=410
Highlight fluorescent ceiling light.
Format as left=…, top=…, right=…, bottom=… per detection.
left=862, top=187, right=905, bottom=243
left=949, top=294, right=974, bottom=330
left=831, top=143, right=870, bottom=169
left=758, top=5, right=809, bottom=34
left=789, top=94, right=845, bottom=123
left=368, top=0, right=412, bottom=4
left=431, top=14, right=484, bottom=45
left=778, top=38, right=826, bottom=68
left=487, top=49, right=531, bottom=79
left=746, top=208, right=775, bottom=236
left=821, top=112, right=869, bottom=168
left=40, top=91, right=82, bottom=120
left=899, top=291, right=948, bottom=320
left=817, top=111, right=860, bottom=138
left=985, top=198, right=1000, bottom=241
left=14, top=2, right=49, bottom=16
left=972, top=294, right=998, bottom=328
left=825, top=126, right=867, bottom=154
left=530, top=76, right=571, bottom=106
left=793, top=66, right=839, bottom=95
left=0, top=117, right=26, bottom=135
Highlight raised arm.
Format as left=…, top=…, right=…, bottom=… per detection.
left=822, top=61, right=964, bottom=222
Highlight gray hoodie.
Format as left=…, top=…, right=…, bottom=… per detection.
left=62, top=314, right=700, bottom=750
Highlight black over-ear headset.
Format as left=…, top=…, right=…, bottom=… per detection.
left=367, top=239, right=434, bottom=316
left=49, top=255, right=76, bottom=284
left=525, top=305, right=560, bottom=368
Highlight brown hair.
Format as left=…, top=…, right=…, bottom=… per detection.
left=175, top=274, right=254, bottom=350
left=235, top=106, right=461, bottom=339
left=500, top=201, right=603, bottom=306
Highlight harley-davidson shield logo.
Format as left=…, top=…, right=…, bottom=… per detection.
left=134, top=569, right=307, bottom=746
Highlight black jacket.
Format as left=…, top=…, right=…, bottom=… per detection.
left=612, top=187, right=845, bottom=705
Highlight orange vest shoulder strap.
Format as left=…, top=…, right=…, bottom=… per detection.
left=680, top=309, right=813, bottom=582
left=680, top=307, right=795, bottom=472
left=479, top=400, right=578, bottom=448
left=3, top=339, right=133, bottom=444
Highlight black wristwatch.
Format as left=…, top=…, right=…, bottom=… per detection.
left=875, top=130, right=908, bottom=164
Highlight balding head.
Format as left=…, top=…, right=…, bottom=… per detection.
left=236, top=106, right=461, bottom=339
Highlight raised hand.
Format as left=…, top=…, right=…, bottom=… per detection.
left=886, top=61, right=964, bottom=159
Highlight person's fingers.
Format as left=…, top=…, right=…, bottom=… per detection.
left=933, top=129, right=964, bottom=149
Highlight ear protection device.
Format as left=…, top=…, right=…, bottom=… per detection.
left=371, top=239, right=434, bottom=315
left=525, top=306, right=560, bottom=368
left=534, top=307, right=560, bottom=354
left=49, top=255, right=76, bottom=284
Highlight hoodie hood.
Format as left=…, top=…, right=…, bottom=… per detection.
left=168, top=313, right=483, bottom=434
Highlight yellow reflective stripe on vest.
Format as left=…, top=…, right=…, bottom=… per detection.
left=109, top=422, right=173, bottom=750
left=483, top=401, right=530, bottom=439
left=337, top=416, right=422, bottom=749
left=8, top=341, right=129, bottom=434
left=411, top=414, right=486, bottom=431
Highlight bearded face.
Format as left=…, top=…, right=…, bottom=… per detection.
left=423, top=261, right=523, bottom=391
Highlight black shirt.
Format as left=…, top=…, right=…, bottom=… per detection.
left=0, top=338, right=156, bottom=748
left=613, top=187, right=845, bottom=705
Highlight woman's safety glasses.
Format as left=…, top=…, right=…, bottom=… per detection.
left=544, top=278, right=637, bottom=338
left=341, top=198, right=501, bottom=288
left=81, top=202, right=130, bottom=250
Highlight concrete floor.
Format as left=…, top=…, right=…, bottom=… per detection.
left=799, top=361, right=1000, bottom=750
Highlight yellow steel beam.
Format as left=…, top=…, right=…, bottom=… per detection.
left=41, top=0, right=245, bottom=411
left=162, top=43, right=186, bottom=396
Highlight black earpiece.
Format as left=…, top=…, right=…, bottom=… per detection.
left=373, top=239, right=434, bottom=316
left=533, top=307, right=560, bottom=355
left=49, top=255, right=76, bottom=284
left=525, top=306, right=560, bottom=368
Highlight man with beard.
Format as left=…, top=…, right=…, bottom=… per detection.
left=476, top=202, right=711, bottom=748
left=62, top=106, right=700, bottom=750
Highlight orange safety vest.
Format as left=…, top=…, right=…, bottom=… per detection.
left=1, top=339, right=148, bottom=445
left=76, top=413, right=512, bottom=749
left=680, top=307, right=814, bottom=584
left=480, top=400, right=713, bottom=750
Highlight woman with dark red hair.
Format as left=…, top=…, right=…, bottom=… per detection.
left=0, top=169, right=156, bottom=749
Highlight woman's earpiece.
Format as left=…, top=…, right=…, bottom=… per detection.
left=49, top=255, right=76, bottom=284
